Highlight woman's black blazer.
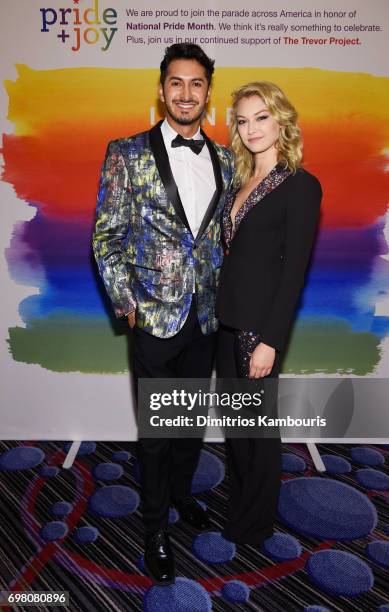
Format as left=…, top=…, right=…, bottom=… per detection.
left=217, top=168, right=322, bottom=352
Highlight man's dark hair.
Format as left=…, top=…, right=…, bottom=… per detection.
left=160, top=43, right=215, bottom=85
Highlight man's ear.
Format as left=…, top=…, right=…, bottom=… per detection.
left=206, top=86, right=211, bottom=103
left=159, top=83, right=165, bottom=103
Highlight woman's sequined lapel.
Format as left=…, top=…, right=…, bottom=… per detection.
left=221, top=188, right=237, bottom=249
left=222, top=165, right=291, bottom=248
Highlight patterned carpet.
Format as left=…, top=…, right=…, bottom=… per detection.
left=0, top=440, right=388, bottom=611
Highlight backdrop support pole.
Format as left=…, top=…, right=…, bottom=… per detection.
left=306, top=442, right=326, bottom=472
left=63, top=441, right=81, bottom=469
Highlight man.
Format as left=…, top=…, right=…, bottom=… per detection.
left=93, top=43, right=233, bottom=585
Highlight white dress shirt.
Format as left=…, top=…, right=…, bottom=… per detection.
left=160, top=119, right=216, bottom=238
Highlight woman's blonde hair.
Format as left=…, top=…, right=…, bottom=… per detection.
left=230, top=81, right=302, bottom=186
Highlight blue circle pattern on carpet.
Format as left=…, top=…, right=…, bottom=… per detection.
left=192, top=532, right=236, bottom=564
left=168, top=507, right=179, bottom=525
left=321, top=455, right=352, bottom=474
left=306, top=550, right=374, bottom=596
left=111, top=451, right=131, bottom=462
left=377, top=606, right=389, bottom=611
left=74, top=526, right=99, bottom=543
left=88, top=485, right=140, bottom=518
left=262, top=532, right=302, bottom=561
left=143, top=577, right=212, bottom=611
left=51, top=501, right=72, bottom=518
left=11, top=444, right=387, bottom=605
left=365, top=541, right=389, bottom=568
left=63, top=442, right=96, bottom=456
left=221, top=580, right=250, bottom=603
left=304, top=606, right=330, bottom=612
left=355, top=469, right=389, bottom=491
left=40, top=521, right=68, bottom=542
left=93, top=463, right=124, bottom=481
left=282, top=453, right=306, bottom=472
left=191, top=450, right=225, bottom=494
left=0, top=447, right=45, bottom=471
left=350, top=447, right=385, bottom=466
left=39, top=466, right=59, bottom=478
left=277, top=477, right=377, bottom=539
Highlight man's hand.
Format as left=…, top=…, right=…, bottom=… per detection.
left=249, top=342, right=276, bottom=379
left=127, top=310, right=136, bottom=329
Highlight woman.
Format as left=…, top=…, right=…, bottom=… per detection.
left=217, top=81, right=322, bottom=545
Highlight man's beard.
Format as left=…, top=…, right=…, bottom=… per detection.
left=166, top=103, right=205, bottom=126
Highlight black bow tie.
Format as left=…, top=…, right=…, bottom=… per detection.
left=171, top=133, right=205, bottom=155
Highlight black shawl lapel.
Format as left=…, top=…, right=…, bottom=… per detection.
left=149, top=120, right=193, bottom=235
left=194, top=128, right=223, bottom=244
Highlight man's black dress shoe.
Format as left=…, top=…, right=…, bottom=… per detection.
left=173, top=496, right=211, bottom=531
left=144, top=530, right=175, bottom=585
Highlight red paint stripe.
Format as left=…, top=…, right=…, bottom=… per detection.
left=62, top=539, right=336, bottom=593
left=58, top=551, right=152, bottom=588
left=4, top=449, right=383, bottom=601
left=5, top=451, right=95, bottom=606
left=198, top=541, right=335, bottom=592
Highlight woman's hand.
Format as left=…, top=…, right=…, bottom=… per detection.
left=249, top=342, right=276, bottom=378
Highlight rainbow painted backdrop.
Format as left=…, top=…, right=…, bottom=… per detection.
left=2, top=65, right=389, bottom=374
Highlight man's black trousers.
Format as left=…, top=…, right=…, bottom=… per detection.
left=131, top=297, right=216, bottom=534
